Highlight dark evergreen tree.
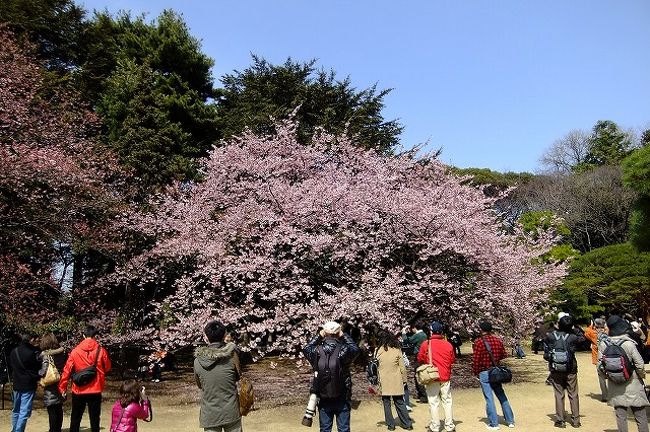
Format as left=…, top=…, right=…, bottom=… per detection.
left=217, top=56, right=402, bottom=154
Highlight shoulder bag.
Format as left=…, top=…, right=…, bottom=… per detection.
left=233, top=351, right=254, bottom=416
left=416, top=340, right=440, bottom=385
left=72, top=346, right=102, bottom=386
left=39, top=354, right=61, bottom=387
left=482, top=337, right=512, bottom=384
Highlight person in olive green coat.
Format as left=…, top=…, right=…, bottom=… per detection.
left=376, top=331, right=413, bottom=431
left=599, top=315, right=649, bottom=432
left=194, top=320, right=242, bottom=432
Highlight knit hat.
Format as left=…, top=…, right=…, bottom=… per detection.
left=430, top=321, right=444, bottom=334
left=322, top=321, right=341, bottom=335
left=606, top=315, right=630, bottom=337
left=557, top=312, right=569, bottom=320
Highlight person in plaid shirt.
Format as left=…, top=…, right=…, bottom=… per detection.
left=472, top=321, right=515, bottom=430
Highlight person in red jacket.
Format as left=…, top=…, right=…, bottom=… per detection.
left=472, top=320, right=514, bottom=430
left=58, top=325, right=111, bottom=432
left=417, top=321, right=456, bottom=432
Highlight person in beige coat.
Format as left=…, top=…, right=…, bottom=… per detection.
left=599, top=315, right=649, bottom=432
left=376, top=331, right=413, bottom=431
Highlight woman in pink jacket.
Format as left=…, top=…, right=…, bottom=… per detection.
left=110, top=380, right=152, bottom=432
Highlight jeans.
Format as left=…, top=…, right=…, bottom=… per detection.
left=403, top=382, right=411, bottom=406
left=47, top=403, right=64, bottom=432
left=318, top=399, right=351, bottom=432
left=425, top=380, right=455, bottom=431
left=11, top=391, right=35, bottom=432
left=479, top=370, right=514, bottom=427
left=381, top=395, right=412, bottom=428
left=70, top=393, right=102, bottom=432
left=204, top=418, right=243, bottom=432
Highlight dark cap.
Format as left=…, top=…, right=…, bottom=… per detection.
left=479, top=321, right=493, bottom=332
left=430, top=321, right=444, bottom=334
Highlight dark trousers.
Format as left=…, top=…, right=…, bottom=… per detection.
left=615, top=406, right=649, bottom=432
left=70, top=393, right=102, bottom=432
left=47, top=404, right=63, bottom=432
left=382, top=395, right=412, bottom=429
left=318, top=399, right=350, bottom=432
left=550, top=371, right=579, bottom=422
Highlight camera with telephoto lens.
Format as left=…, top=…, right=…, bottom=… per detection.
left=302, top=373, right=320, bottom=427
left=301, top=393, right=319, bottom=426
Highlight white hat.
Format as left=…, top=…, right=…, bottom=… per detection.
left=322, top=321, right=341, bottom=335
left=558, top=312, right=569, bottom=320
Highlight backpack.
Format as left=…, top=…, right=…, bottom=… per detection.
left=600, top=339, right=634, bottom=384
left=366, top=351, right=379, bottom=386
left=316, top=343, right=344, bottom=399
left=549, top=332, right=571, bottom=372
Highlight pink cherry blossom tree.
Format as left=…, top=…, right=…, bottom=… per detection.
left=109, top=119, right=566, bottom=356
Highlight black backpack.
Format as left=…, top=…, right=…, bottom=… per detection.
left=600, top=339, right=634, bottom=384
left=316, top=343, right=344, bottom=399
left=548, top=332, right=571, bottom=372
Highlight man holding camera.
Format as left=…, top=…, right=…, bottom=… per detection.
left=303, top=321, right=360, bottom=432
left=58, top=325, right=111, bottom=432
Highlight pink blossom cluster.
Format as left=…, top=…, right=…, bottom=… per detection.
left=109, top=119, right=566, bottom=355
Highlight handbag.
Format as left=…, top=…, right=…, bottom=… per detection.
left=233, top=352, right=254, bottom=416
left=72, top=346, right=102, bottom=386
left=416, top=339, right=440, bottom=385
left=481, top=337, right=512, bottom=384
left=39, top=355, right=61, bottom=387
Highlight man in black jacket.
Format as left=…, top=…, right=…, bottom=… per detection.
left=9, top=332, right=41, bottom=432
left=303, top=321, right=360, bottom=432
left=544, top=315, right=585, bottom=428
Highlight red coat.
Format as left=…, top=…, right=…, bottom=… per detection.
left=58, top=338, right=111, bottom=394
left=110, top=400, right=151, bottom=432
left=417, top=335, right=455, bottom=382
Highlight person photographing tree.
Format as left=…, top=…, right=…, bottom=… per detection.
left=303, top=321, right=360, bottom=432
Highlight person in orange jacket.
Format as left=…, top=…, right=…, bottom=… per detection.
left=58, top=325, right=111, bottom=432
left=584, top=317, right=608, bottom=401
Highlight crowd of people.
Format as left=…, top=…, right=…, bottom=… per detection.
left=6, top=314, right=650, bottom=432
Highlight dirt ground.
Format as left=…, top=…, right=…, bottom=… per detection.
left=1, top=348, right=646, bottom=432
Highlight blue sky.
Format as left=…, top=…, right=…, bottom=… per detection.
left=80, top=0, right=650, bottom=173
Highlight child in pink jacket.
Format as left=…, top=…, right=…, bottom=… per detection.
left=111, top=380, right=152, bottom=432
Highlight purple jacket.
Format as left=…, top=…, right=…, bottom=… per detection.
left=110, top=400, right=151, bottom=432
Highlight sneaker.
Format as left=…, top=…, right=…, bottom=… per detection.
left=571, top=420, right=581, bottom=428
left=508, top=424, right=515, bottom=429
left=554, top=420, right=566, bottom=428
left=486, top=426, right=500, bottom=431
left=405, top=405, right=413, bottom=412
